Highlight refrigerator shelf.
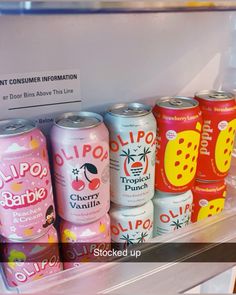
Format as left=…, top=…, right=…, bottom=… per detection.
left=2, top=1, right=236, bottom=15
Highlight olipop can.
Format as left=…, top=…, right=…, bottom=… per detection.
left=2, top=226, right=62, bottom=287
left=195, top=90, right=236, bottom=180
left=153, top=97, right=202, bottom=193
left=0, top=119, right=55, bottom=240
left=104, top=103, right=156, bottom=206
left=153, top=190, right=193, bottom=237
left=60, top=214, right=111, bottom=269
left=51, top=112, right=110, bottom=224
left=191, top=180, right=226, bottom=222
left=110, top=200, right=153, bottom=247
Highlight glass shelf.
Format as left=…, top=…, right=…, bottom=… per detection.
left=1, top=1, right=236, bottom=15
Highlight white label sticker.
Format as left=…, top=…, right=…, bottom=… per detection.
left=218, top=121, right=228, bottom=131
left=0, top=70, right=81, bottom=135
left=199, top=199, right=208, bottom=207
left=166, top=130, right=177, bottom=140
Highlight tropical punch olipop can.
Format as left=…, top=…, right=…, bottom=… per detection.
left=153, top=190, right=193, bottom=237
left=195, top=90, right=236, bottom=181
left=153, top=96, right=202, bottom=193
left=191, top=180, right=226, bottom=222
left=0, top=119, right=55, bottom=241
left=51, top=112, right=110, bottom=224
left=104, top=103, right=156, bottom=206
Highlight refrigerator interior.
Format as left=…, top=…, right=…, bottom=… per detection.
left=0, top=7, right=236, bottom=294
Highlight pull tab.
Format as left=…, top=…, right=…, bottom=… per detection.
left=5, top=123, right=25, bottom=131
left=209, top=93, right=228, bottom=100
left=169, top=99, right=183, bottom=106
left=69, top=116, right=84, bottom=124
left=124, top=107, right=143, bottom=113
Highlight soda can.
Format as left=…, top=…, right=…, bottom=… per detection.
left=104, top=103, right=156, bottom=206
left=153, top=190, right=193, bottom=237
left=195, top=90, right=236, bottom=180
left=0, top=119, right=55, bottom=240
left=153, top=96, right=202, bottom=193
left=51, top=112, right=110, bottom=224
left=60, top=214, right=111, bottom=269
left=1, top=226, right=62, bottom=287
left=191, top=180, right=227, bottom=222
left=110, top=201, right=153, bottom=247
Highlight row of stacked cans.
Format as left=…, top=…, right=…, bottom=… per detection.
left=0, top=119, right=62, bottom=287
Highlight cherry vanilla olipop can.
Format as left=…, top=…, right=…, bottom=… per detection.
left=191, top=180, right=227, bottom=223
left=60, top=213, right=111, bottom=269
left=104, top=103, right=156, bottom=206
left=195, top=90, right=236, bottom=181
left=110, top=200, right=153, bottom=247
left=51, top=112, right=110, bottom=224
left=1, top=226, right=62, bottom=287
left=153, top=190, right=193, bottom=237
left=153, top=97, right=202, bottom=193
left=0, top=119, right=55, bottom=240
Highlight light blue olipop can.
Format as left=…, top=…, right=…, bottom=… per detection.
left=153, top=190, right=193, bottom=237
left=104, top=102, right=157, bottom=207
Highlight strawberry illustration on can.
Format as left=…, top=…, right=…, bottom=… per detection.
left=195, top=90, right=236, bottom=180
left=104, top=103, right=157, bottom=206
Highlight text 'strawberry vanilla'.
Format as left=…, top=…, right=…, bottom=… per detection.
left=191, top=180, right=226, bottom=222
left=60, top=214, right=110, bottom=269
left=153, top=97, right=202, bottom=192
left=195, top=90, right=236, bottom=180
left=104, top=103, right=156, bottom=206
left=51, top=112, right=110, bottom=224
left=0, top=119, right=55, bottom=240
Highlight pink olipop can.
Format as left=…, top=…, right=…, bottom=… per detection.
left=60, top=213, right=111, bottom=269
left=51, top=112, right=110, bottom=224
left=0, top=119, right=55, bottom=240
left=1, top=226, right=62, bottom=287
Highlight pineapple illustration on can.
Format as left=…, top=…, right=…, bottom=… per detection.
left=0, top=119, right=55, bottom=240
left=60, top=213, right=111, bottom=269
left=153, top=96, right=202, bottom=193
left=153, top=190, right=193, bottom=237
left=51, top=112, right=110, bottom=224
left=195, top=90, right=236, bottom=180
left=191, top=180, right=226, bottom=222
left=1, top=226, right=62, bottom=287
left=110, top=201, right=153, bottom=248
left=104, top=103, right=157, bottom=206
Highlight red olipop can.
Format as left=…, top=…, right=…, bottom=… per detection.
left=191, top=180, right=227, bottom=223
left=195, top=90, right=236, bottom=181
left=153, top=96, right=202, bottom=193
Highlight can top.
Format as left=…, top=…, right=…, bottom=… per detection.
left=55, top=112, right=103, bottom=129
left=0, top=119, right=36, bottom=137
left=156, top=96, right=198, bottom=109
left=195, top=90, right=234, bottom=101
left=107, top=102, right=152, bottom=117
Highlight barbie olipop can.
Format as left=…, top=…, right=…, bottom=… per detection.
left=60, top=213, right=111, bottom=269
left=104, top=103, right=156, bottom=206
left=51, top=112, right=110, bottom=224
left=1, top=226, right=62, bottom=287
left=0, top=119, right=55, bottom=240
left=110, top=200, right=153, bottom=247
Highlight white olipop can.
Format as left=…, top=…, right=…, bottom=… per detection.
left=153, top=190, right=193, bottom=237
left=104, top=103, right=157, bottom=206
left=110, top=200, right=153, bottom=247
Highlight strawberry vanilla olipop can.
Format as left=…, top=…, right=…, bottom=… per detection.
left=191, top=180, right=227, bottom=223
left=104, top=103, right=156, bottom=206
left=51, top=112, right=110, bottom=224
left=153, top=97, right=202, bottom=193
left=0, top=119, right=55, bottom=240
left=195, top=90, right=236, bottom=180
left=2, top=226, right=62, bottom=287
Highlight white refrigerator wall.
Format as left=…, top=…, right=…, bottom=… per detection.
left=0, top=11, right=233, bottom=113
